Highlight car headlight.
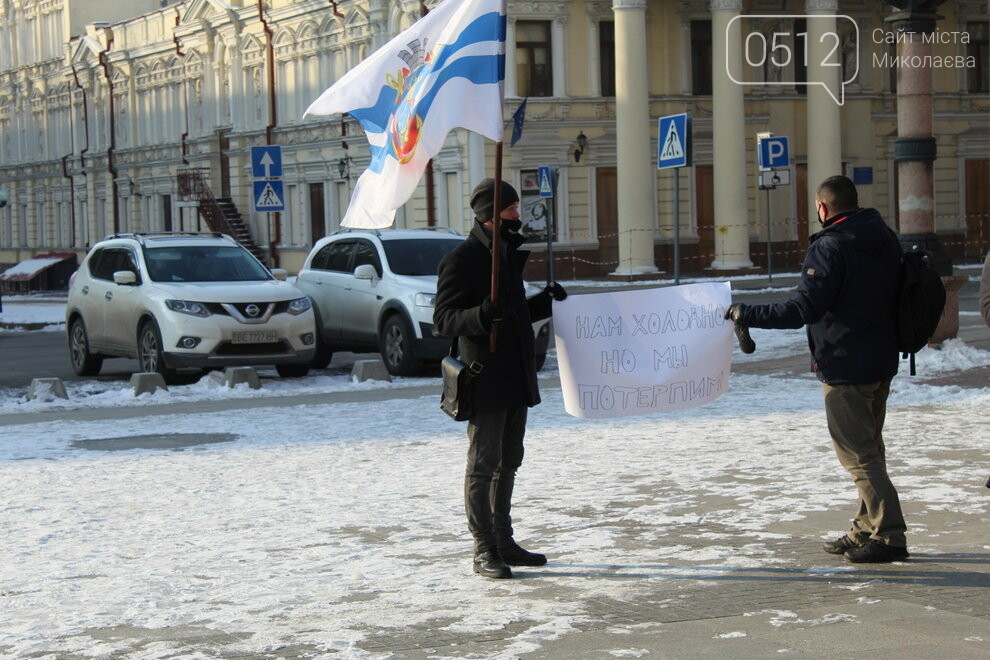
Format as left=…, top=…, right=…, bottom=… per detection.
left=165, top=300, right=210, bottom=317
left=287, top=297, right=312, bottom=315
left=415, top=292, right=436, bottom=307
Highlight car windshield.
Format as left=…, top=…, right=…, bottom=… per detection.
left=144, top=245, right=273, bottom=282
left=381, top=238, right=463, bottom=276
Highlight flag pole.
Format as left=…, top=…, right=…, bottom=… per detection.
left=489, top=140, right=504, bottom=352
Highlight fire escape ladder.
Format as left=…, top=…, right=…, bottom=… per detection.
left=177, top=169, right=265, bottom=263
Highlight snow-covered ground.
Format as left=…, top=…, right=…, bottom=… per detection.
left=1, top=289, right=989, bottom=658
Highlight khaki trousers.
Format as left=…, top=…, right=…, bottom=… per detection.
left=823, top=379, right=907, bottom=547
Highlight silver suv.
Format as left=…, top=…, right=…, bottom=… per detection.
left=295, top=228, right=550, bottom=376
left=65, top=232, right=316, bottom=382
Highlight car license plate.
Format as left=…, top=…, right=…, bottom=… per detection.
left=231, top=330, right=278, bottom=344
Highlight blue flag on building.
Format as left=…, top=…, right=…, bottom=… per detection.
left=510, top=97, right=527, bottom=147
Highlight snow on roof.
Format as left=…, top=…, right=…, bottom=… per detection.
left=0, top=253, right=75, bottom=282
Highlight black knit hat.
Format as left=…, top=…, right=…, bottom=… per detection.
left=469, top=178, right=520, bottom=222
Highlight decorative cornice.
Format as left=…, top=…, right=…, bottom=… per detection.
left=709, top=0, right=744, bottom=12
left=805, top=0, right=840, bottom=13
left=612, top=0, right=648, bottom=10
left=511, top=1, right=569, bottom=16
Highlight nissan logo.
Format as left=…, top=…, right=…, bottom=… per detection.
left=245, top=304, right=261, bottom=317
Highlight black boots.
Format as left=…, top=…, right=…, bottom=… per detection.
left=473, top=541, right=548, bottom=578
left=473, top=550, right=512, bottom=579
left=498, top=541, right=548, bottom=566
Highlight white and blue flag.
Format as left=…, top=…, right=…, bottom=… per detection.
left=304, top=0, right=507, bottom=229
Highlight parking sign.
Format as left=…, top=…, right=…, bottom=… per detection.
left=758, top=136, right=789, bottom=170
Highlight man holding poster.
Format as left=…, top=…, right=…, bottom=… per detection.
left=724, top=175, right=908, bottom=564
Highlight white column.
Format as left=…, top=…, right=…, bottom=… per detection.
left=805, top=1, right=842, bottom=229
left=505, top=19, right=517, bottom=97
left=612, top=0, right=657, bottom=276
left=552, top=18, right=566, bottom=98
left=710, top=0, right=752, bottom=269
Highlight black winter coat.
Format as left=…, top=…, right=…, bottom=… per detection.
left=433, top=221, right=553, bottom=414
left=739, top=207, right=902, bottom=385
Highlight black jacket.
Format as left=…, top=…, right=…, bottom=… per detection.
left=739, top=207, right=902, bottom=385
left=433, top=221, right=552, bottom=414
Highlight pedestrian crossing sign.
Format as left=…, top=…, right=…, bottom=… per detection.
left=538, top=166, right=554, bottom=198
left=657, top=113, right=691, bottom=169
left=253, top=179, right=285, bottom=212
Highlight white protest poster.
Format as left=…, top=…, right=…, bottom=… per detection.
left=552, top=283, right=733, bottom=419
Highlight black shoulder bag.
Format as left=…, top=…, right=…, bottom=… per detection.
left=440, top=338, right=484, bottom=421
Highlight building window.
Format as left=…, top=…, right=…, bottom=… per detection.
left=968, top=22, right=989, bottom=93
left=516, top=21, right=553, bottom=97
left=691, top=21, right=712, bottom=95
left=599, top=21, right=615, bottom=97
left=520, top=169, right=557, bottom=244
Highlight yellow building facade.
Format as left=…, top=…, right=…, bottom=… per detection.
left=0, top=0, right=987, bottom=279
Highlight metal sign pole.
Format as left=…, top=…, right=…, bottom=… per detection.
left=673, top=168, right=680, bottom=285
left=765, top=186, right=772, bottom=286
left=546, top=200, right=555, bottom=284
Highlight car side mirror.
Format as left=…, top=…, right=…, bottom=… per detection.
left=113, top=270, right=138, bottom=285
left=353, top=264, right=378, bottom=281
left=270, top=268, right=288, bottom=281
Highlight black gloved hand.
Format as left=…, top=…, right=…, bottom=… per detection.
left=480, top=297, right=503, bottom=325
left=724, top=303, right=748, bottom=324
left=724, top=303, right=756, bottom=354
left=544, top=281, right=567, bottom=301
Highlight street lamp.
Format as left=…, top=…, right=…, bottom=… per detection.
left=573, top=131, right=588, bottom=163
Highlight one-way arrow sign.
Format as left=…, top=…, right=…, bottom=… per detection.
left=251, top=145, right=283, bottom=179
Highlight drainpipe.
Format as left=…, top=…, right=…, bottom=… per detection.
left=258, top=0, right=279, bottom=266
left=65, top=52, right=91, bottom=248
left=94, top=23, right=119, bottom=235
left=420, top=2, right=436, bottom=226
left=174, top=7, right=189, bottom=165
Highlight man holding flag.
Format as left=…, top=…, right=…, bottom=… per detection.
left=434, top=179, right=567, bottom=579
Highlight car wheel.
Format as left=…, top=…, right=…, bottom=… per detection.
left=68, top=318, right=103, bottom=376
left=276, top=363, right=310, bottom=378
left=380, top=314, right=419, bottom=377
left=309, top=329, right=333, bottom=370
left=137, top=320, right=179, bottom=384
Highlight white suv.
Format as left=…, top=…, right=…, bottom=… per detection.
left=295, top=228, right=550, bottom=377
left=65, top=233, right=316, bottom=382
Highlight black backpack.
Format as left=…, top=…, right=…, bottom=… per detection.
left=896, top=249, right=946, bottom=375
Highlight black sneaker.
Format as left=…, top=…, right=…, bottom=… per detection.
left=822, top=535, right=863, bottom=555
left=844, top=539, right=909, bottom=563
left=473, top=549, right=512, bottom=579
left=498, top=541, right=548, bottom=567
left=734, top=324, right=756, bottom=354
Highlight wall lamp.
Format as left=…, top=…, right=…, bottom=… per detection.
left=573, top=131, right=588, bottom=163
left=337, top=156, right=351, bottom=180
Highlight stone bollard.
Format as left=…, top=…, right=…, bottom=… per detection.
left=351, top=358, right=393, bottom=383
left=224, top=366, right=261, bottom=389
left=27, top=377, right=68, bottom=401
left=130, top=372, right=168, bottom=396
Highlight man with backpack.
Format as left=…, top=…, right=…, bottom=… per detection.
left=724, top=175, right=910, bottom=563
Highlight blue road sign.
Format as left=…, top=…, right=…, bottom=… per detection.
left=253, top=179, right=285, bottom=212
left=251, top=145, right=283, bottom=179
left=758, top=136, right=790, bottom=170
left=538, top=166, right=554, bottom=198
left=658, top=113, right=691, bottom=169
